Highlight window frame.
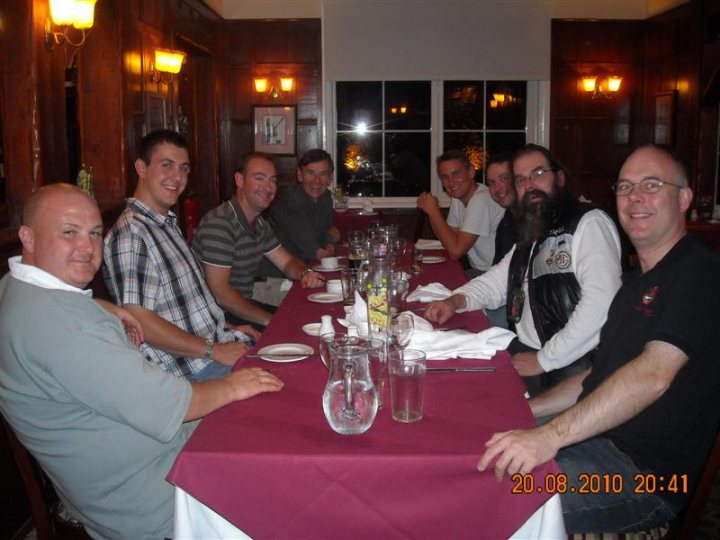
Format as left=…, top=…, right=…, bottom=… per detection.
left=324, top=80, right=549, bottom=208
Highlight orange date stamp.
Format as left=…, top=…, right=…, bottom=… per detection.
left=511, top=473, right=688, bottom=496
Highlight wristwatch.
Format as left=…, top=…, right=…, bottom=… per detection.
left=203, top=337, right=215, bottom=361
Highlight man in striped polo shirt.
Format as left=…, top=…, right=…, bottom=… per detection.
left=193, top=152, right=324, bottom=328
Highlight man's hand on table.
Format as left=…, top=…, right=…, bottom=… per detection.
left=477, top=427, right=559, bottom=481
left=213, top=341, right=250, bottom=366
left=301, top=270, right=325, bottom=288
left=227, top=323, right=262, bottom=342
left=224, top=367, right=284, bottom=400
left=425, top=297, right=460, bottom=325
left=511, top=351, right=545, bottom=377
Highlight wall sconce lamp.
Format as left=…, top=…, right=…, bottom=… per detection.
left=45, top=0, right=97, bottom=50
left=389, top=106, right=408, bottom=115
left=581, top=74, right=623, bottom=99
left=254, top=76, right=295, bottom=100
left=151, top=48, right=187, bottom=85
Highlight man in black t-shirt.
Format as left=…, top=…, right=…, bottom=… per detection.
left=476, top=145, right=720, bottom=533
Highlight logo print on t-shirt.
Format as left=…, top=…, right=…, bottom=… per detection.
left=642, top=285, right=659, bottom=305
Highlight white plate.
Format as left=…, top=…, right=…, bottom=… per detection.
left=424, top=256, right=447, bottom=264
left=312, top=265, right=343, bottom=273
left=360, top=211, right=378, bottom=216
left=302, top=323, right=322, bottom=336
left=308, top=292, right=343, bottom=303
left=257, top=343, right=314, bottom=363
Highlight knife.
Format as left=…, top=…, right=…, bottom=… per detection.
left=427, top=366, right=496, bottom=373
left=245, top=353, right=318, bottom=359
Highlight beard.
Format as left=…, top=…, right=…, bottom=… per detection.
left=515, top=182, right=569, bottom=244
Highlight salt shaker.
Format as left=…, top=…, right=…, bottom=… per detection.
left=320, top=315, right=335, bottom=337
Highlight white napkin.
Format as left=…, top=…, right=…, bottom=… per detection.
left=337, top=291, right=370, bottom=336
left=408, top=325, right=516, bottom=360
left=406, top=282, right=453, bottom=303
left=415, top=239, right=443, bottom=250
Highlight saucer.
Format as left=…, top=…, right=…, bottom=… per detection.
left=257, top=343, right=314, bottom=363
left=302, top=323, right=322, bottom=336
left=308, top=292, right=343, bottom=303
left=313, top=265, right=343, bottom=273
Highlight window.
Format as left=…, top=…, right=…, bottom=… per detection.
left=333, top=80, right=534, bottom=205
left=336, top=81, right=431, bottom=197
left=444, top=81, right=526, bottom=178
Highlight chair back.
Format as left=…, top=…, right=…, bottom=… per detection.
left=671, top=427, right=720, bottom=539
left=0, top=412, right=56, bottom=540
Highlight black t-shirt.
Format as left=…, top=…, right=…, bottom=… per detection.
left=581, top=235, right=720, bottom=506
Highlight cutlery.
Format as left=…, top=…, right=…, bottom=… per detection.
left=427, top=366, right=496, bottom=373
left=245, top=353, right=318, bottom=359
left=435, top=326, right=466, bottom=332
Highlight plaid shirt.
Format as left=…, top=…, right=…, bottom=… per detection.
left=103, top=198, right=243, bottom=378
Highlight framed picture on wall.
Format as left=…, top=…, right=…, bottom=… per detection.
left=253, top=106, right=296, bottom=155
left=145, top=93, right=167, bottom=133
left=653, top=91, right=676, bottom=146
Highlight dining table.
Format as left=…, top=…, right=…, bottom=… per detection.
left=167, top=247, right=566, bottom=539
left=332, top=208, right=387, bottom=243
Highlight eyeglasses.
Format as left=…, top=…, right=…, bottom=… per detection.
left=611, top=177, right=685, bottom=196
left=513, top=167, right=552, bottom=188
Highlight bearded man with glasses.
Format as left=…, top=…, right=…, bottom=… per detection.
left=426, top=144, right=623, bottom=395
left=475, top=144, right=720, bottom=534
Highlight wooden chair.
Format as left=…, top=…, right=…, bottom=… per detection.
left=0, top=413, right=90, bottom=540
left=668, top=428, right=720, bottom=539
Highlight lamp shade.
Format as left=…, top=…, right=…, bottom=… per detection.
left=254, top=78, right=269, bottom=93
left=154, top=48, right=186, bottom=74
left=280, top=77, right=294, bottom=92
left=49, top=0, right=76, bottom=26
left=581, top=76, right=597, bottom=93
left=71, top=0, right=97, bottom=29
left=607, top=76, right=623, bottom=93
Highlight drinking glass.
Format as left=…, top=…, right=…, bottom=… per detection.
left=388, top=348, right=426, bottom=423
left=340, top=267, right=359, bottom=307
left=412, top=249, right=424, bottom=275
left=366, top=338, right=387, bottom=409
left=391, top=313, right=414, bottom=349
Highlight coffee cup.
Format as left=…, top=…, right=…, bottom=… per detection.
left=320, top=256, right=339, bottom=270
left=326, top=278, right=342, bottom=295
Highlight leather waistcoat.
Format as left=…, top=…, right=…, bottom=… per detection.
left=506, top=200, right=596, bottom=344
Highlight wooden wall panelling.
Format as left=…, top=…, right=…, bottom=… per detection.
left=550, top=20, right=643, bottom=211
left=289, top=20, right=322, bottom=64
left=78, top=0, right=126, bottom=211
left=170, top=0, right=222, bottom=226
left=220, top=19, right=322, bottom=199
left=698, top=0, right=720, bottom=205
left=643, top=2, right=701, bottom=192
left=1, top=0, right=45, bottom=230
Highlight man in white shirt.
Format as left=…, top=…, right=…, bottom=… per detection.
left=426, top=144, right=622, bottom=392
left=417, top=149, right=505, bottom=275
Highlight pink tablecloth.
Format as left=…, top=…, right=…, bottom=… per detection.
left=168, top=255, right=561, bottom=539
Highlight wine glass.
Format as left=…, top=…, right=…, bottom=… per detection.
left=391, top=313, right=415, bottom=350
